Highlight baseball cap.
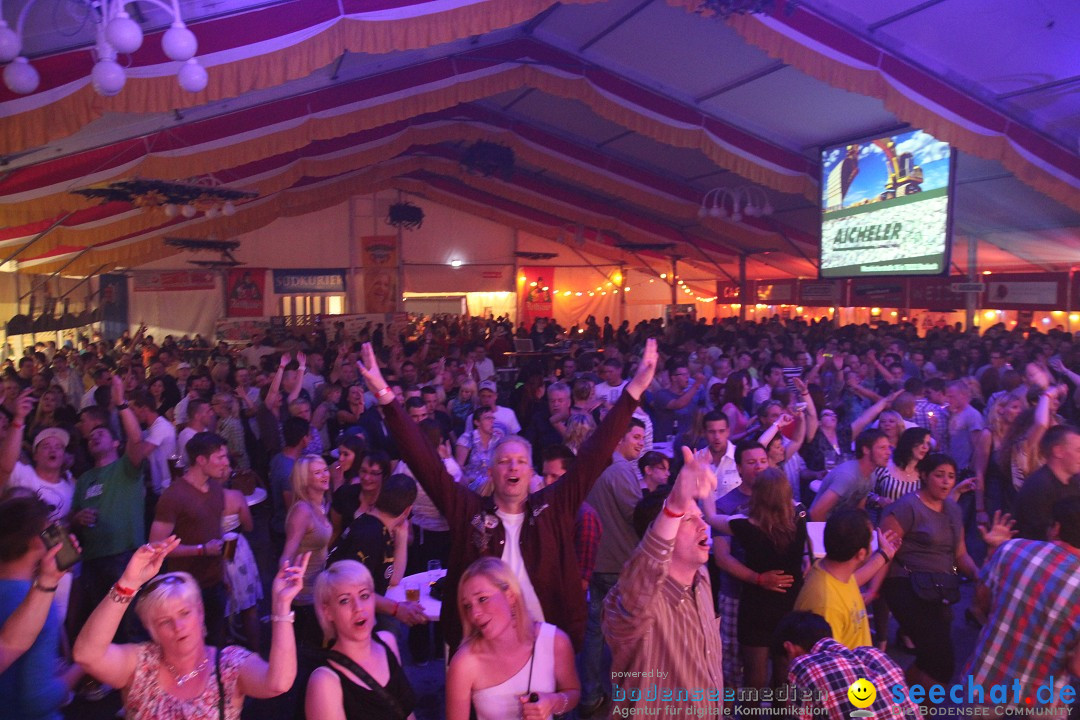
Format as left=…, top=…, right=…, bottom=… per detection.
left=177, top=362, right=192, bottom=370
left=32, top=427, right=70, bottom=453
left=478, top=380, right=497, bottom=393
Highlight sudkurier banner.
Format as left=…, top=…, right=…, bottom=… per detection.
left=272, top=269, right=346, bottom=294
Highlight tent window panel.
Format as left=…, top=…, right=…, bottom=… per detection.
left=327, top=296, right=343, bottom=315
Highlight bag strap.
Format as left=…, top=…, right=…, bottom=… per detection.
left=325, top=646, right=408, bottom=719
left=215, top=647, right=225, bottom=720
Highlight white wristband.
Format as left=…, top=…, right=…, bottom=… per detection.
left=270, top=611, right=295, bottom=624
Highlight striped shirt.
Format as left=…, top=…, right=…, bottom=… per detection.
left=963, top=539, right=1080, bottom=702
left=603, top=524, right=724, bottom=714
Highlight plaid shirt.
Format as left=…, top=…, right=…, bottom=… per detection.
left=913, top=398, right=947, bottom=449
left=788, top=638, right=917, bottom=720
left=963, top=539, right=1080, bottom=701
left=575, top=502, right=602, bottom=584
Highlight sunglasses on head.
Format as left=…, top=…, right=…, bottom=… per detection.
left=140, top=574, right=185, bottom=596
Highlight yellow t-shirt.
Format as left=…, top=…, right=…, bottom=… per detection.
left=793, top=562, right=871, bottom=649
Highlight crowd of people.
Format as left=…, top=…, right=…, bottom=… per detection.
left=0, top=311, right=1078, bottom=720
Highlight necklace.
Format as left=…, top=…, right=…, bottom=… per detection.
left=166, top=651, right=209, bottom=687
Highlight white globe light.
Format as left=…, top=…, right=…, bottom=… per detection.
left=222, top=201, right=236, bottom=216
left=181, top=204, right=197, bottom=218
left=205, top=206, right=220, bottom=219
left=177, top=58, right=207, bottom=93
left=91, top=58, right=126, bottom=96
left=163, top=204, right=179, bottom=218
left=162, top=22, right=197, bottom=62
left=708, top=206, right=722, bottom=219
left=3, top=56, right=39, bottom=94
left=0, top=21, right=21, bottom=63
left=105, top=12, right=143, bottom=54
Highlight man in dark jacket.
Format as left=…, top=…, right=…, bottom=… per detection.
left=358, top=339, right=658, bottom=651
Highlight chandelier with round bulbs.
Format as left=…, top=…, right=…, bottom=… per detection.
left=0, top=0, right=206, bottom=96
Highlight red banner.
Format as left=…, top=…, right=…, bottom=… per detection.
left=133, top=270, right=216, bottom=292
left=362, top=235, right=398, bottom=314
left=225, top=268, right=266, bottom=317
left=518, top=266, right=554, bottom=327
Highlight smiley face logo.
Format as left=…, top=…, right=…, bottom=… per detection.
left=847, top=678, right=877, bottom=709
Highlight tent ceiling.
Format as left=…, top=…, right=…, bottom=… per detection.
left=1, top=0, right=1078, bottom=280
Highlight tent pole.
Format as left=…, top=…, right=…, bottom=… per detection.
left=619, top=264, right=626, bottom=327
left=966, top=235, right=977, bottom=332
left=512, top=229, right=520, bottom=327
left=738, top=254, right=747, bottom=323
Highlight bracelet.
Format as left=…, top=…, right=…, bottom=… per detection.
left=391, top=601, right=399, bottom=617
left=33, top=579, right=59, bottom=593
left=875, top=548, right=892, bottom=563
left=754, top=573, right=762, bottom=587
left=10, top=421, right=23, bottom=429
left=375, top=386, right=393, bottom=399
left=661, top=501, right=684, bottom=519
left=270, top=612, right=295, bottom=624
left=113, top=583, right=136, bottom=597
left=116, top=403, right=129, bottom=411
left=107, top=584, right=134, bottom=604
left=556, top=692, right=568, bottom=714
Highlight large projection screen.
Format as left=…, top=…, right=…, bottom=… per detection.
left=820, top=129, right=954, bottom=278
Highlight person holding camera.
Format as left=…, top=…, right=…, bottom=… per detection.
left=0, top=493, right=84, bottom=719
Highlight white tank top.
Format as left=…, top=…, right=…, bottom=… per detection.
left=472, top=623, right=557, bottom=720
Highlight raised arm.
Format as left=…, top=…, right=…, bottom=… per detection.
left=606, top=445, right=715, bottom=630
left=114, top=375, right=152, bottom=468
left=73, top=537, right=181, bottom=688
left=556, top=339, right=655, bottom=510
left=238, top=552, right=310, bottom=698
left=794, top=377, right=819, bottom=442
left=851, top=390, right=899, bottom=438
left=0, top=390, right=33, bottom=483
left=0, top=543, right=70, bottom=673
left=359, top=344, right=469, bottom=521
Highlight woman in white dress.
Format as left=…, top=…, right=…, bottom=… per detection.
left=446, top=558, right=579, bottom=720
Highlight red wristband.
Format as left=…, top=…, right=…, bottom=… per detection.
left=391, top=601, right=399, bottom=617
left=661, top=502, right=684, bottom=519
left=113, top=583, right=136, bottom=597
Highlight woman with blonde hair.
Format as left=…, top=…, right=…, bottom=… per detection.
left=562, top=412, right=596, bottom=455
left=282, top=455, right=334, bottom=650
left=447, top=557, right=579, bottom=720
left=306, top=561, right=416, bottom=720
left=73, top=537, right=308, bottom=720
left=448, top=380, right=478, bottom=436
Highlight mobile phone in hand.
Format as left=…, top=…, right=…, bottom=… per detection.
left=40, top=522, right=81, bottom=571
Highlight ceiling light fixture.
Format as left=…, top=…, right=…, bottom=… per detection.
left=71, top=177, right=256, bottom=218
left=698, top=186, right=774, bottom=223
left=0, top=0, right=206, bottom=96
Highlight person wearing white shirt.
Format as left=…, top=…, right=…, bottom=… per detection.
left=130, top=390, right=178, bottom=496
left=0, top=399, right=77, bottom=621
left=694, top=410, right=741, bottom=497
left=470, top=344, right=496, bottom=383
left=477, top=381, right=520, bottom=435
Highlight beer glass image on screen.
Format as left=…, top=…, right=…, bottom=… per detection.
left=819, top=129, right=954, bottom=278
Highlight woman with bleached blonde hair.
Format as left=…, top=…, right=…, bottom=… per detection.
left=306, top=561, right=416, bottom=720
left=446, top=557, right=580, bottom=720
left=73, top=537, right=308, bottom=720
